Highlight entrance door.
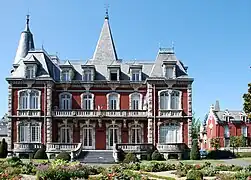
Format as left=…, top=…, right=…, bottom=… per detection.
left=83, top=127, right=93, bottom=149
left=108, top=126, right=118, bottom=149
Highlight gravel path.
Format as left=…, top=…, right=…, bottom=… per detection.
left=223, top=159, right=251, bottom=167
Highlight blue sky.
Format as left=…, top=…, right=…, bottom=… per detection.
left=0, top=0, right=250, bottom=120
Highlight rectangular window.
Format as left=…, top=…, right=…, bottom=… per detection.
left=26, top=66, right=35, bottom=79
left=110, top=70, right=118, bottom=81
left=21, top=95, right=28, bottom=109
left=61, top=127, right=70, bottom=143
left=166, top=67, right=173, bottom=79
left=61, top=71, right=70, bottom=81
left=131, top=70, right=140, bottom=82
left=242, top=126, right=247, bottom=137
left=110, top=99, right=117, bottom=110
left=224, top=126, right=229, bottom=137
left=19, top=125, right=29, bottom=142
left=31, top=125, right=40, bottom=142
left=83, top=70, right=92, bottom=82
left=132, top=99, right=139, bottom=110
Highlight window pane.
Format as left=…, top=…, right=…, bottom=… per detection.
left=166, top=67, right=173, bottom=78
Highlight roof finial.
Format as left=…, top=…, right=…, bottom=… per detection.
left=105, top=3, right=109, bottom=19
left=171, top=41, right=175, bottom=51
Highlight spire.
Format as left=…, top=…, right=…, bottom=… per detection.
left=215, top=100, right=220, bottom=111
left=13, top=15, right=35, bottom=65
left=92, top=12, right=118, bottom=65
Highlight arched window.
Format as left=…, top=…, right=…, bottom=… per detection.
left=159, top=91, right=169, bottom=109
left=60, top=126, right=71, bottom=143
left=170, top=91, right=180, bottom=109
left=18, top=90, right=40, bottom=110
left=59, top=93, right=72, bottom=110
left=83, top=124, right=94, bottom=149
left=108, top=124, right=119, bottom=148
left=81, top=93, right=94, bottom=110
left=107, top=93, right=120, bottom=110
left=130, top=124, right=142, bottom=143
left=18, top=121, right=41, bottom=143
left=159, top=122, right=181, bottom=143
left=129, top=93, right=142, bottom=110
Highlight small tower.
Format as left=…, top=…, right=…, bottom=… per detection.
left=13, top=15, right=35, bottom=67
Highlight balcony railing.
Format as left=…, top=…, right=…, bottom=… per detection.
left=115, top=143, right=154, bottom=153
left=17, top=110, right=41, bottom=117
left=46, top=143, right=80, bottom=152
left=157, top=143, right=187, bottom=153
left=52, top=110, right=147, bottom=117
left=158, top=109, right=182, bottom=117
left=14, top=143, right=42, bottom=152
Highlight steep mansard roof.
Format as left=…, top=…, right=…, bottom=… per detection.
left=9, top=15, right=192, bottom=82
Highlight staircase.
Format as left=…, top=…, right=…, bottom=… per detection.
left=77, top=150, right=115, bottom=164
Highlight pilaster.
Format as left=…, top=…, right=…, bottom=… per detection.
left=46, top=84, right=53, bottom=143
left=7, top=85, right=12, bottom=151
left=147, top=83, right=153, bottom=143
left=187, top=84, right=192, bottom=148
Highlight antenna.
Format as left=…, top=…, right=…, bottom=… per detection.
left=159, top=42, right=161, bottom=49
left=42, top=40, right=44, bottom=50
left=171, top=41, right=175, bottom=51
left=104, top=3, right=110, bottom=19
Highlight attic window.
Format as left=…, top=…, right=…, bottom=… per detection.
left=83, top=70, right=92, bottom=82
left=26, top=66, right=36, bottom=79
left=165, top=67, right=173, bottom=79
left=131, top=70, right=141, bottom=82
left=61, top=70, right=70, bottom=82
left=110, top=70, right=118, bottom=81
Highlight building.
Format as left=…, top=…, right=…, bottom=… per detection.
left=6, top=13, right=194, bottom=161
left=0, top=114, right=8, bottom=141
left=201, top=100, right=249, bottom=150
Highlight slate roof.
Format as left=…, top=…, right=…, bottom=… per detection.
left=8, top=15, right=192, bottom=82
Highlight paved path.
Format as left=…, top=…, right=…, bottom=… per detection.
left=223, top=159, right=251, bottom=167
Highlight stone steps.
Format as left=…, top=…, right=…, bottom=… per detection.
left=77, top=150, right=115, bottom=164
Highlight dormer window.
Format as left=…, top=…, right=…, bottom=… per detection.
left=61, top=70, right=70, bottom=82
left=110, top=69, right=118, bottom=81
left=108, top=65, right=120, bottom=81
left=166, top=67, right=173, bottom=79
left=131, top=70, right=141, bottom=82
left=26, top=66, right=36, bottom=79
left=83, top=69, right=92, bottom=82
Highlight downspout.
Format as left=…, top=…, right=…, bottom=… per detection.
left=44, top=84, right=47, bottom=145
left=153, top=84, right=156, bottom=146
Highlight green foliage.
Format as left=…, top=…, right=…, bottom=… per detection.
left=243, top=83, right=251, bottom=118
left=123, top=152, right=139, bottom=163
left=210, top=138, right=221, bottom=150
left=21, top=162, right=37, bottom=175
left=6, top=156, right=22, bottom=167
left=241, top=135, right=247, bottom=147
left=151, top=150, right=165, bottom=161
left=230, top=136, right=243, bottom=154
left=34, top=147, right=48, bottom=159
left=207, top=150, right=235, bottom=159
left=117, top=148, right=125, bottom=162
left=186, top=169, right=203, bottom=180
left=190, top=139, right=200, bottom=160
left=0, top=139, right=8, bottom=158
left=192, top=112, right=201, bottom=140
left=55, top=152, right=71, bottom=162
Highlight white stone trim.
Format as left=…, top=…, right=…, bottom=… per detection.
left=129, top=92, right=143, bottom=110
left=130, top=69, right=142, bottom=81
left=59, top=92, right=72, bottom=110
left=158, top=89, right=182, bottom=110
left=17, top=89, right=41, bottom=110
left=128, top=121, right=144, bottom=143
left=80, top=93, right=94, bottom=110
left=46, top=85, right=53, bottom=143
left=58, top=120, right=73, bottom=143
left=147, top=83, right=153, bottom=143
left=106, top=121, right=122, bottom=149
left=187, top=84, right=192, bottom=147
left=106, top=92, right=120, bottom=110
left=16, top=120, right=42, bottom=143
left=157, top=121, right=182, bottom=143
left=7, top=85, right=12, bottom=151
left=80, top=120, right=96, bottom=149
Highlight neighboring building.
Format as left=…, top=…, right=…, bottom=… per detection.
left=201, top=100, right=249, bottom=150
left=6, top=13, right=194, bottom=160
left=0, top=114, right=8, bottom=141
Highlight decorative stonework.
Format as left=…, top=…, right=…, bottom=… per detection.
left=83, top=84, right=93, bottom=91
left=7, top=85, right=12, bottom=151
left=147, top=83, right=153, bottom=143
left=108, top=83, right=119, bottom=91
left=98, top=119, right=102, bottom=127
left=187, top=84, right=192, bottom=147
left=130, top=83, right=142, bottom=91
left=123, top=119, right=127, bottom=128
left=46, top=84, right=53, bottom=143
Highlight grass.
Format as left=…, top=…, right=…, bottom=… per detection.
left=141, top=159, right=225, bottom=165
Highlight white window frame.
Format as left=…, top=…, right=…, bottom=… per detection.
left=81, top=93, right=94, bottom=110
left=26, top=65, right=36, bottom=79
left=17, top=121, right=41, bottom=143
left=18, top=89, right=41, bottom=110
left=129, top=92, right=143, bottom=110
left=58, top=122, right=73, bottom=143
left=242, top=125, right=247, bottom=137
left=106, top=93, right=120, bottom=110
left=128, top=122, right=144, bottom=144
left=83, top=69, right=93, bottom=82
left=61, top=70, right=71, bottom=81
left=159, top=122, right=182, bottom=143
left=158, top=89, right=181, bottom=110
left=106, top=123, right=121, bottom=149
left=224, top=125, right=230, bottom=137
left=131, top=69, right=141, bottom=82
left=59, top=92, right=72, bottom=110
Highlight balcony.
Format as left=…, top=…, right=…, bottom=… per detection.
left=158, top=109, right=182, bottom=117
left=115, top=143, right=154, bottom=153
left=46, top=143, right=80, bottom=152
left=157, top=143, right=187, bottom=153
left=17, top=110, right=41, bottom=117
left=52, top=110, right=147, bottom=118
left=14, top=143, right=42, bottom=152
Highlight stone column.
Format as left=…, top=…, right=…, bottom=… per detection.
left=147, top=83, right=153, bottom=143
left=46, top=84, right=53, bottom=143
left=187, top=84, right=192, bottom=148
left=7, top=85, right=12, bottom=152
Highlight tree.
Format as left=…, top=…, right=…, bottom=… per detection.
left=190, top=139, right=200, bottom=160
left=230, top=136, right=242, bottom=154
left=243, top=83, right=251, bottom=119
left=210, top=138, right=220, bottom=150
left=192, top=112, right=201, bottom=140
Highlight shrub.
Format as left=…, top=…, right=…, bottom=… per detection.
left=34, top=147, right=48, bottom=159
left=7, top=156, right=22, bottom=167
left=123, top=152, right=139, bottom=163
left=117, top=148, right=125, bottom=162
left=207, top=150, right=235, bottom=159
left=237, top=152, right=251, bottom=158
left=151, top=150, right=164, bottom=161
left=0, top=138, right=8, bottom=158
left=55, top=152, right=71, bottom=162
left=186, top=169, right=203, bottom=180
left=190, top=139, right=200, bottom=160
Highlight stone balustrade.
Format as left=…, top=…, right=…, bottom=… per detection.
left=46, top=143, right=79, bottom=152
left=157, top=143, right=187, bottom=153
left=158, top=109, right=182, bottom=117
left=115, top=143, right=154, bottom=153
left=17, top=110, right=41, bottom=117
left=53, top=110, right=147, bottom=118
left=14, top=143, right=42, bottom=152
